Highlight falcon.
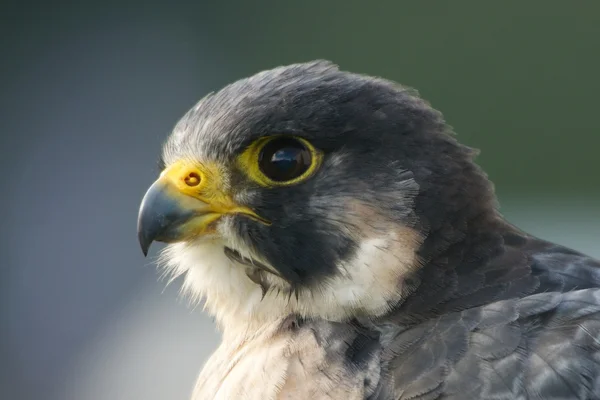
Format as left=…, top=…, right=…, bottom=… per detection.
left=137, top=61, right=600, bottom=399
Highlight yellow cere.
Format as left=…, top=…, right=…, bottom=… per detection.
left=159, top=160, right=225, bottom=201
left=237, top=135, right=323, bottom=187
left=159, top=160, right=270, bottom=226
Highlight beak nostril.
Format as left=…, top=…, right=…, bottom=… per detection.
left=185, top=172, right=201, bottom=187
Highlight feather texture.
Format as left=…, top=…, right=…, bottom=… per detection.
left=190, top=224, right=600, bottom=399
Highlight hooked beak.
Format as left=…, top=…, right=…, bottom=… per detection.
left=137, top=160, right=268, bottom=256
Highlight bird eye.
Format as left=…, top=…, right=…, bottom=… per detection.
left=238, top=135, right=323, bottom=187
left=258, top=137, right=312, bottom=182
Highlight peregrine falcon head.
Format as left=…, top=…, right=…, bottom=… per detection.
left=137, top=61, right=495, bottom=331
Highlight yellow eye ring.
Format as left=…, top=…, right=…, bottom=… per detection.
left=237, top=135, right=323, bottom=187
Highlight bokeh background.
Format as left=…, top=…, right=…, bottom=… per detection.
left=2, top=1, right=599, bottom=399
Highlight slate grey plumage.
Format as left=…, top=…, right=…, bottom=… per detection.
left=137, top=60, right=600, bottom=399
left=301, top=233, right=600, bottom=399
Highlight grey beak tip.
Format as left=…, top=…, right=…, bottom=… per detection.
left=138, top=226, right=152, bottom=257
left=137, top=179, right=193, bottom=257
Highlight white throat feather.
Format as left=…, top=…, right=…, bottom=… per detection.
left=158, top=224, right=422, bottom=338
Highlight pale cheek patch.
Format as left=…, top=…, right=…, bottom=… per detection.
left=317, top=199, right=423, bottom=317
left=158, top=199, right=423, bottom=332
left=159, top=230, right=422, bottom=337
left=321, top=227, right=422, bottom=318
left=159, top=215, right=422, bottom=398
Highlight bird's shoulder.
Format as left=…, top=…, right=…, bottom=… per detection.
left=192, top=228, right=600, bottom=400
left=368, top=229, right=600, bottom=399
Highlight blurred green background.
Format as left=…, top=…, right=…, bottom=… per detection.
left=204, top=2, right=600, bottom=198
left=1, top=1, right=598, bottom=399
left=84, top=0, right=600, bottom=197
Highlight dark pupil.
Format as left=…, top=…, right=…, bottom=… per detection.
left=259, top=138, right=312, bottom=182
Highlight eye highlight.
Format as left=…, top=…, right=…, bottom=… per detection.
left=238, top=135, right=323, bottom=187
left=259, top=137, right=312, bottom=182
